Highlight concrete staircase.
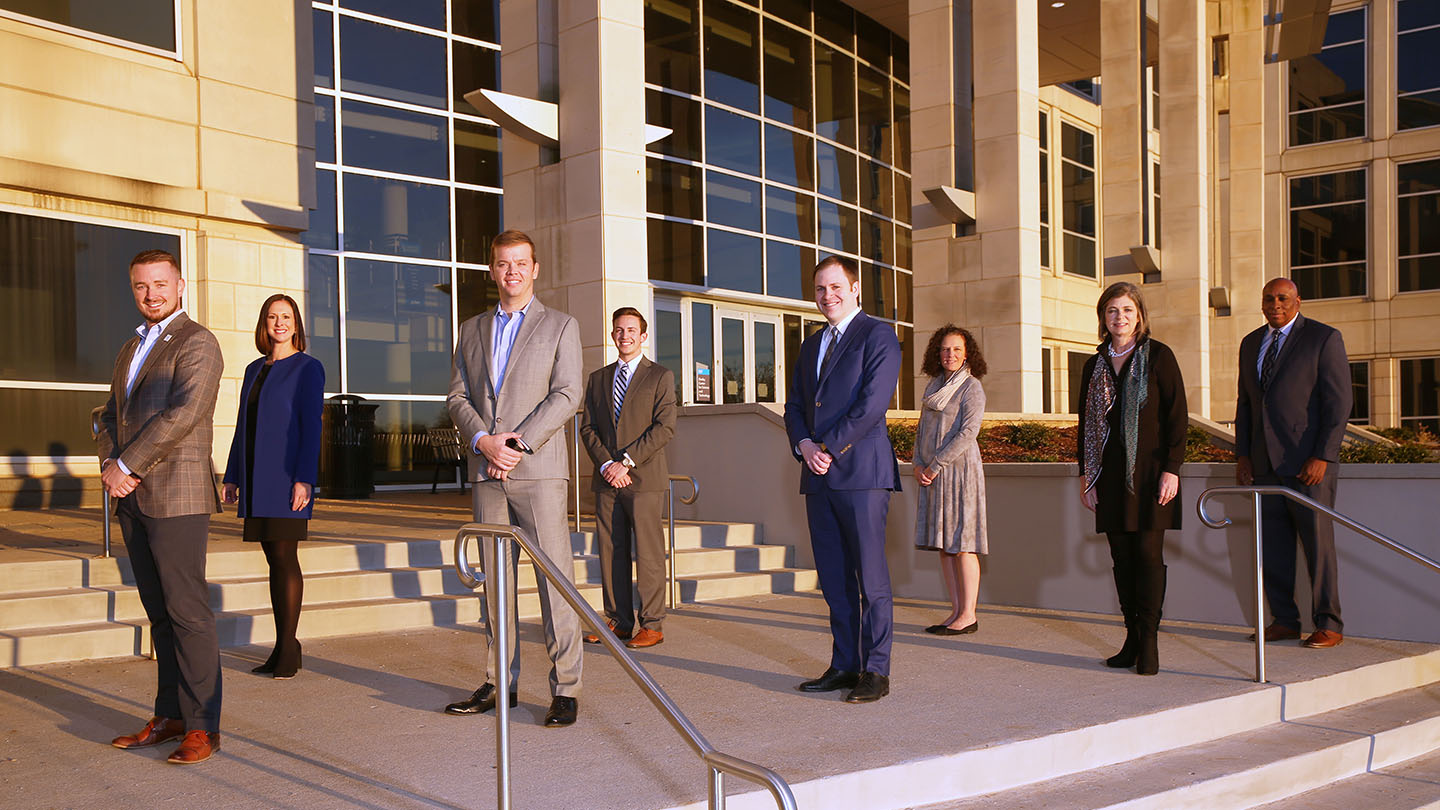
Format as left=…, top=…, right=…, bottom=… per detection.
left=0, top=521, right=816, bottom=669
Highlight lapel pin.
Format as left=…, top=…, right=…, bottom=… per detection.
left=163, top=334, right=173, bottom=342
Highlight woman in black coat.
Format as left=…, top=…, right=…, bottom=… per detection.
left=1076, top=282, right=1187, bottom=675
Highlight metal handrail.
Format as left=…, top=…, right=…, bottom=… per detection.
left=571, top=412, right=582, bottom=532
left=1197, top=485, right=1440, bottom=684
left=90, top=406, right=112, bottom=559
left=667, top=474, right=701, bottom=609
left=454, top=522, right=795, bottom=810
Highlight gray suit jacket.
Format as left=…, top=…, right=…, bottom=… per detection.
left=447, top=298, right=582, bottom=481
left=96, top=312, right=225, bottom=518
left=1235, top=313, right=1351, bottom=477
left=579, top=356, right=676, bottom=493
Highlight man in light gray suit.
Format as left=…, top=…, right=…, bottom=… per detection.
left=1235, top=277, right=1351, bottom=649
left=444, top=229, right=585, bottom=726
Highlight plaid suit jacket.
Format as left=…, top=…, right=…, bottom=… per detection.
left=97, top=312, right=225, bottom=518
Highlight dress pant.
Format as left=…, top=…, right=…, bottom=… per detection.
left=1253, top=444, right=1343, bottom=633
left=117, top=498, right=221, bottom=732
left=806, top=487, right=894, bottom=676
left=595, top=486, right=667, bottom=632
left=472, top=478, right=582, bottom=698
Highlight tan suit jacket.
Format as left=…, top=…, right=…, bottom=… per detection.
left=96, top=312, right=224, bottom=518
left=580, top=357, right=676, bottom=492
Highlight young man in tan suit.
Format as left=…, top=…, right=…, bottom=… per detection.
left=99, top=249, right=225, bottom=764
left=580, top=307, right=677, bottom=649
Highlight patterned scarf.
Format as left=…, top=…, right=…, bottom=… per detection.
left=1082, top=340, right=1151, bottom=494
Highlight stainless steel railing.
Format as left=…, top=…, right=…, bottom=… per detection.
left=666, top=474, right=700, bottom=609
left=570, top=412, right=582, bottom=533
left=453, top=523, right=796, bottom=810
left=89, top=406, right=112, bottom=559
left=1197, top=485, right=1440, bottom=684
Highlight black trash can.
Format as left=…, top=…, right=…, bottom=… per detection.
left=319, top=395, right=379, bottom=499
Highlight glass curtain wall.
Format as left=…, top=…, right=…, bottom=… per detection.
left=644, top=0, right=914, bottom=408
left=307, top=0, right=502, bottom=483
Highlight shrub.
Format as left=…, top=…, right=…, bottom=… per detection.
left=1339, top=441, right=1434, bottom=464
left=1009, top=422, right=1052, bottom=450
left=888, top=420, right=917, bottom=463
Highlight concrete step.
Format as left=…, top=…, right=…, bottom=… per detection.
left=1253, top=744, right=1440, bottom=810
left=926, top=683, right=1440, bottom=810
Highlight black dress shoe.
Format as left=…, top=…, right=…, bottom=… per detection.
left=796, top=667, right=860, bottom=693
left=543, top=696, right=578, bottom=727
left=444, top=683, right=518, bottom=715
left=931, top=621, right=979, bottom=636
left=844, top=672, right=890, bottom=704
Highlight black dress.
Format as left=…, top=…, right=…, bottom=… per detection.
left=242, top=362, right=308, bottom=542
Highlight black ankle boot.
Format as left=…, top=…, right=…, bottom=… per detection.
left=272, top=640, right=302, bottom=679
left=251, top=646, right=280, bottom=674
left=1135, top=564, right=1167, bottom=676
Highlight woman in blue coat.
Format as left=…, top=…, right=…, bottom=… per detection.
left=223, top=294, right=324, bottom=679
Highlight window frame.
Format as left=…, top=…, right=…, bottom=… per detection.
left=0, top=0, right=184, bottom=61
left=1285, top=5, right=1368, bottom=148
left=1286, top=165, right=1369, bottom=301
left=1396, top=156, right=1440, bottom=294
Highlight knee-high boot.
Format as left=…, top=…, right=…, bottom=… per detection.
left=1135, top=563, right=1167, bottom=676
left=1106, top=560, right=1139, bottom=668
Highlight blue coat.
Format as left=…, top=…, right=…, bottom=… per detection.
left=223, top=352, right=324, bottom=519
left=783, top=311, right=903, bottom=493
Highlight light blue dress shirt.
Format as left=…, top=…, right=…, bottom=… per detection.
left=1256, top=313, right=1298, bottom=377
left=471, top=298, right=534, bottom=454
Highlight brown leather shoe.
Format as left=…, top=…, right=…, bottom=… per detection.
left=583, top=619, right=633, bottom=645
left=112, top=717, right=185, bottom=749
left=1303, top=629, right=1344, bottom=649
left=1246, top=623, right=1302, bottom=643
left=166, top=730, right=220, bottom=764
left=625, top=628, right=664, bottom=649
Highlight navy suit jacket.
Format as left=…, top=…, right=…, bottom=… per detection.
left=1234, top=313, right=1350, bottom=477
left=784, top=311, right=903, bottom=493
left=223, top=352, right=325, bottom=519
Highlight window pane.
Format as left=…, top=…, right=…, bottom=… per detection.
left=646, top=0, right=700, bottom=94
left=895, top=270, right=912, bottom=322
left=1400, top=255, right=1440, bottom=292
left=895, top=172, right=911, bottom=225
left=1062, top=163, right=1096, bottom=235
left=1401, top=358, right=1440, bottom=432
left=815, top=43, right=855, bottom=147
left=341, top=99, right=449, bottom=179
left=707, top=229, right=763, bottom=293
left=764, top=186, right=814, bottom=242
left=453, top=0, right=498, bottom=43
left=764, top=125, right=814, bottom=190
left=755, top=320, right=777, bottom=402
left=721, top=317, right=746, bottom=403
left=766, top=240, right=814, bottom=300
left=895, top=226, right=912, bottom=269
left=0, top=0, right=176, bottom=51
left=303, top=169, right=338, bottom=250
left=1399, top=195, right=1440, bottom=260
left=314, top=9, right=334, bottom=89
left=0, top=388, right=107, bottom=458
left=859, top=160, right=892, bottom=215
left=1350, top=361, right=1369, bottom=424
left=453, top=40, right=500, bottom=115
left=897, top=324, right=913, bottom=408
left=340, top=16, right=447, bottom=109
left=1291, top=170, right=1366, bottom=206
left=655, top=308, right=683, bottom=404
left=705, top=106, right=761, bottom=175
left=892, top=34, right=908, bottom=84
left=893, top=83, right=910, bottom=173
left=342, top=173, right=451, bottom=259
left=861, top=213, right=893, bottom=264
left=0, top=211, right=179, bottom=383
left=368, top=399, right=450, bottom=483
left=857, top=64, right=891, bottom=162
left=1288, top=104, right=1365, bottom=146
left=343, top=259, right=452, bottom=394
left=814, top=0, right=853, bottom=50
left=765, top=0, right=809, bottom=28
left=817, top=200, right=857, bottom=253
left=1063, top=233, right=1097, bottom=278
left=857, top=14, right=889, bottom=69
left=1399, top=91, right=1440, bottom=132
left=1292, top=262, right=1366, bottom=300
left=341, top=0, right=445, bottom=30
left=1289, top=202, right=1366, bottom=267
left=648, top=158, right=703, bottom=219
left=815, top=141, right=856, bottom=200
left=316, top=94, right=336, bottom=164
left=1399, top=160, right=1440, bottom=195
left=1287, top=8, right=1366, bottom=145
left=455, top=188, right=502, bottom=265
left=704, top=1, right=760, bottom=113
left=455, top=119, right=502, bottom=187
left=763, top=20, right=811, bottom=129
left=692, top=301, right=714, bottom=403
left=648, top=219, right=704, bottom=285
left=455, top=265, right=496, bottom=325
left=861, top=261, right=893, bottom=318
left=647, top=89, right=703, bottom=161
left=1060, top=124, right=1095, bottom=167
left=706, top=171, right=763, bottom=231
left=1400, top=0, right=1440, bottom=31
left=306, top=254, right=341, bottom=390
left=1398, top=26, right=1440, bottom=94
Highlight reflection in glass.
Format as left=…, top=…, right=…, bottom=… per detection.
left=0, top=0, right=177, bottom=51
left=815, top=43, right=855, bottom=147
left=703, top=1, right=760, bottom=113
left=1062, top=163, right=1096, bottom=235
left=342, top=0, right=445, bottom=30
left=341, top=99, right=449, bottom=179
left=455, top=120, right=502, bottom=187
left=648, top=158, right=703, bottom=219
left=343, top=259, right=453, bottom=394
left=706, top=172, right=764, bottom=231
left=455, top=188, right=502, bottom=265
left=861, top=262, right=893, bottom=319
left=894, top=172, right=910, bottom=225
left=342, top=173, right=450, bottom=259
left=765, top=186, right=815, bottom=242
left=1287, top=8, right=1366, bottom=145
left=646, top=0, right=700, bottom=95
left=656, top=308, right=684, bottom=403
left=721, top=317, right=746, bottom=403
left=817, top=200, right=857, bottom=254
left=1061, top=123, right=1095, bottom=167
left=895, top=270, right=912, bottom=322
left=1350, top=361, right=1370, bottom=424
left=1399, top=160, right=1440, bottom=292
left=895, top=226, right=911, bottom=269
left=368, top=399, right=450, bottom=482
left=814, top=0, right=853, bottom=50
left=453, top=41, right=501, bottom=115
left=861, top=214, right=893, bottom=265
left=897, top=324, right=914, bottom=408
left=764, top=125, right=814, bottom=190
left=0, top=388, right=110, bottom=456
left=755, top=320, right=777, bottom=402
left=766, top=240, right=814, bottom=301
left=303, top=169, right=338, bottom=250
left=857, top=64, right=891, bottom=162
left=316, top=95, right=335, bottom=165
left=893, top=83, right=910, bottom=173
left=708, top=229, right=764, bottom=294
left=453, top=0, right=499, bottom=44
left=340, top=16, right=447, bottom=109
left=647, top=89, right=703, bottom=161
left=648, top=219, right=705, bottom=285
left=1063, top=233, right=1097, bottom=279
left=857, top=15, right=889, bottom=69
left=763, top=21, right=811, bottom=129
left=692, top=302, right=714, bottom=403
left=306, top=254, right=341, bottom=390
left=314, top=9, right=334, bottom=89
left=816, top=142, right=856, bottom=200
left=1289, top=168, right=1367, bottom=301
left=1398, top=6, right=1440, bottom=131
left=765, top=0, right=810, bottom=29
left=860, top=160, right=892, bottom=215
left=1400, top=359, right=1440, bottom=434
left=706, top=106, right=761, bottom=175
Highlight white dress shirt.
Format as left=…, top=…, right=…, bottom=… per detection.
left=117, top=308, right=186, bottom=476
left=1256, top=312, right=1299, bottom=378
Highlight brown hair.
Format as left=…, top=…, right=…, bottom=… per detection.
left=490, top=229, right=538, bottom=264
left=254, top=293, right=308, bottom=355
left=129, top=249, right=180, bottom=274
left=612, top=306, right=648, bottom=334
left=1095, top=281, right=1150, bottom=341
left=813, top=254, right=859, bottom=284
left=921, top=324, right=987, bottom=379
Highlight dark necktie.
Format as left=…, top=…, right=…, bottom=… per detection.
left=819, top=327, right=840, bottom=378
left=613, top=362, right=629, bottom=422
left=1260, top=329, right=1282, bottom=390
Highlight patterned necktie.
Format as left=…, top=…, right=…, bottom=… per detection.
left=819, top=326, right=840, bottom=378
left=1260, top=329, right=1282, bottom=390
left=613, top=361, right=629, bottom=422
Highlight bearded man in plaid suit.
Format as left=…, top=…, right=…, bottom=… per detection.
left=98, top=249, right=226, bottom=765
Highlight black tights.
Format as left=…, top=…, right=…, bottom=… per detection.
left=1106, top=531, right=1166, bottom=571
left=262, top=539, right=304, bottom=649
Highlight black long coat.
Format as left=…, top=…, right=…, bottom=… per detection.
left=1076, top=338, right=1188, bottom=533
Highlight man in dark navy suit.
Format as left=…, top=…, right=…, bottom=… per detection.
left=784, top=255, right=903, bottom=704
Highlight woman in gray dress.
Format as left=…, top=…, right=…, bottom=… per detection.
left=914, top=325, right=989, bottom=636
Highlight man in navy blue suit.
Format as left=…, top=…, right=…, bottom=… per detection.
left=785, top=255, right=903, bottom=704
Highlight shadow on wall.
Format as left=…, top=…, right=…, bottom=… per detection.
left=4, top=445, right=90, bottom=510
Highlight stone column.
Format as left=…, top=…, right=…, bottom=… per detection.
left=1152, top=0, right=1212, bottom=416
left=1099, top=0, right=1145, bottom=276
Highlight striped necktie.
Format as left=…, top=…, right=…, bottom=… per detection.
left=1260, top=329, right=1282, bottom=390
left=819, top=326, right=840, bottom=378
left=613, top=361, right=629, bottom=422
